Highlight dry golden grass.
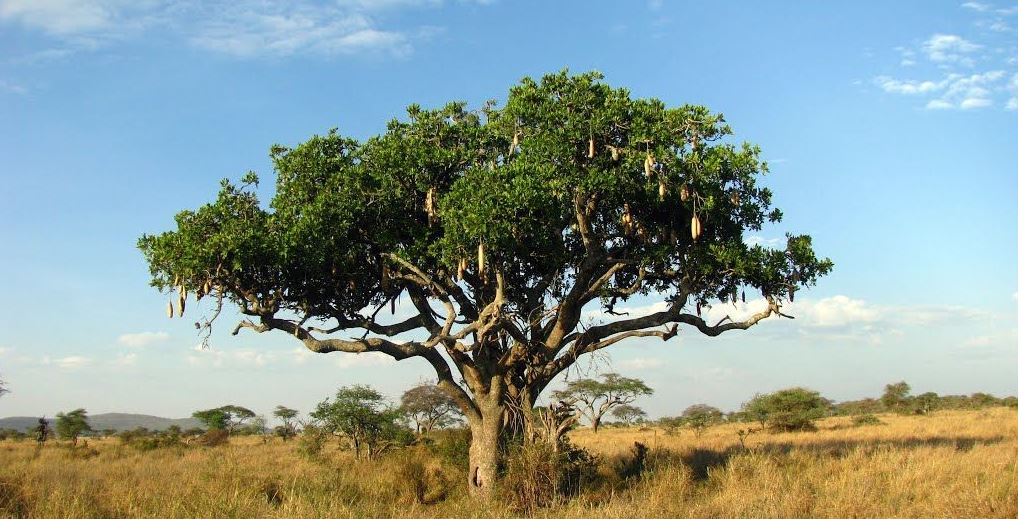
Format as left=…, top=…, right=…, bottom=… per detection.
left=1, top=408, right=1016, bottom=518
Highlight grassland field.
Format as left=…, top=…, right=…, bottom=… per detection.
left=1, top=408, right=1016, bottom=518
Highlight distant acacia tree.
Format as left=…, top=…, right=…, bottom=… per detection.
left=681, top=404, right=724, bottom=436
left=610, top=404, right=647, bottom=426
left=192, top=405, right=256, bottom=433
left=400, top=382, right=463, bottom=436
left=743, top=388, right=829, bottom=432
left=553, top=373, right=653, bottom=433
left=312, top=385, right=411, bottom=459
left=881, top=381, right=912, bottom=413
left=273, top=405, right=299, bottom=441
left=55, top=409, right=92, bottom=445
left=0, top=375, right=8, bottom=398
left=913, top=392, right=940, bottom=415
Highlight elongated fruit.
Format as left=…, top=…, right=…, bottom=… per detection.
left=478, top=243, right=486, bottom=276
left=691, top=215, right=702, bottom=241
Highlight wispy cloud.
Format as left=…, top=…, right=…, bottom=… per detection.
left=117, top=331, right=169, bottom=348
left=0, top=79, right=27, bottom=94
left=43, top=355, right=92, bottom=370
left=923, top=33, right=982, bottom=65
left=962, top=2, right=991, bottom=13
left=112, top=352, right=138, bottom=367
left=744, top=235, right=784, bottom=249
left=0, top=0, right=487, bottom=59
left=0, top=0, right=122, bottom=35
left=186, top=347, right=277, bottom=368
left=1007, top=72, right=1018, bottom=109
left=871, top=3, right=1017, bottom=111
left=335, top=351, right=395, bottom=369
left=876, top=70, right=1008, bottom=110
left=187, top=5, right=409, bottom=58
left=616, top=357, right=664, bottom=370
left=874, top=76, right=946, bottom=95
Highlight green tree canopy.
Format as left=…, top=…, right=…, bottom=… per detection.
left=139, top=70, right=831, bottom=496
left=609, top=404, right=647, bottom=426
left=55, top=408, right=92, bottom=445
left=881, top=381, right=912, bottom=413
left=192, top=405, right=256, bottom=432
left=681, top=404, right=724, bottom=436
left=400, top=382, right=463, bottom=435
left=311, top=384, right=410, bottom=459
left=552, top=372, right=653, bottom=433
left=743, top=388, right=830, bottom=432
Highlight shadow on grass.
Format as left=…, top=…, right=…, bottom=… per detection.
left=664, top=435, right=1006, bottom=482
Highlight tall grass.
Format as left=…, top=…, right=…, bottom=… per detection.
left=1, top=408, right=1016, bottom=518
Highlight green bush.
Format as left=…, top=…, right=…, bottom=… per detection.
left=296, top=425, right=328, bottom=459
left=852, top=414, right=883, bottom=427
left=742, top=387, right=830, bottom=432
left=501, top=439, right=599, bottom=513
left=427, top=427, right=471, bottom=469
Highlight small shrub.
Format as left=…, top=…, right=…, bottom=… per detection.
left=613, top=442, right=648, bottom=480
left=852, top=414, right=883, bottom=427
left=296, top=425, right=328, bottom=459
left=501, top=441, right=560, bottom=513
left=196, top=429, right=230, bottom=447
left=64, top=442, right=100, bottom=460
left=500, top=439, right=599, bottom=513
left=384, top=454, right=450, bottom=505
left=258, top=479, right=284, bottom=506
left=428, top=427, right=470, bottom=469
left=118, top=427, right=183, bottom=451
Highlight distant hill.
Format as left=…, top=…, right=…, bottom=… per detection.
left=0, top=413, right=201, bottom=433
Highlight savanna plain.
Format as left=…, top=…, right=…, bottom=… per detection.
left=1, top=408, right=1016, bottom=518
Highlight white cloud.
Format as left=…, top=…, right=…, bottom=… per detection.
left=1012, top=291, right=1018, bottom=302
left=48, top=355, right=92, bottom=370
left=0, top=0, right=485, bottom=58
left=960, top=96, right=993, bottom=108
left=962, top=1, right=990, bottom=12
left=117, top=331, right=169, bottom=348
left=616, top=357, right=664, bottom=370
left=335, top=351, right=395, bottom=369
left=112, top=352, right=138, bottom=367
left=744, top=235, right=784, bottom=248
left=792, top=296, right=880, bottom=327
left=0, top=0, right=119, bottom=35
left=879, top=70, right=1008, bottom=110
left=186, top=347, right=276, bottom=368
left=0, top=79, right=27, bottom=95
left=923, top=33, right=981, bottom=65
left=875, top=76, right=946, bottom=95
left=188, top=7, right=409, bottom=58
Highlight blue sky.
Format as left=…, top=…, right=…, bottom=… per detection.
left=1, top=1, right=1016, bottom=423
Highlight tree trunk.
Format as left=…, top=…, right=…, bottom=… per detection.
left=592, top=415, right=601, bottom=433
left=467, top=399, right=505, bottom=499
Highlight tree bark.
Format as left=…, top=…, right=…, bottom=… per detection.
left=592, top=415, right=601, bottom=433
left=467, top=397, right=505, bottom=499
